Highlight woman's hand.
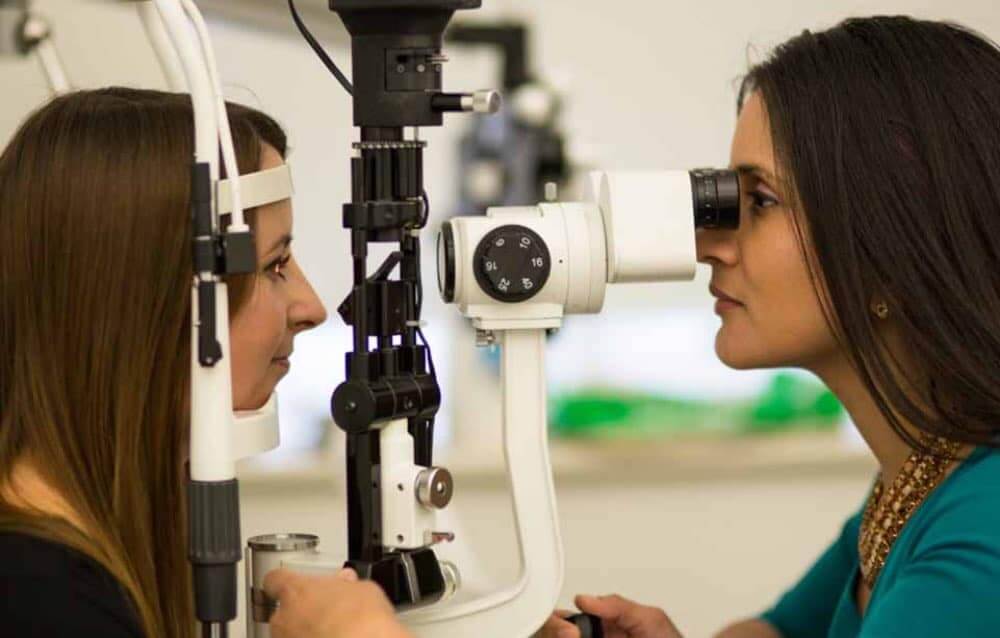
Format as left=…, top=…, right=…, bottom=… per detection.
left=537, top=594, right=684, bottom=638
left=262, top=567, right=414, bottom=638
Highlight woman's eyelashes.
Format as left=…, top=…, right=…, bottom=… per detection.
left=748, top=186, right=779, bottom=214
left=265, top=253, right=292, bottom=281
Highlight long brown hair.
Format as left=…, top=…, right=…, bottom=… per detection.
left=0, top=87, right=287, bottom=638
left=739, top=17, right=1000, bottom=451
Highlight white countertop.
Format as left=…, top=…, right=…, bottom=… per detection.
left=237, top=430, right=876, bottom=490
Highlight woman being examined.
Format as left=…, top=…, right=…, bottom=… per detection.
left=541, top=15, right=1000, bottom=638
left=0, top=88, right=412, bottom=638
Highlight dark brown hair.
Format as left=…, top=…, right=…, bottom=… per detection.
left=0, top=87, right=287, bottom=638
left=739, top=16, right=1000, bottom=451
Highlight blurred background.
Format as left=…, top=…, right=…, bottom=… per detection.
left=1, top=0, right=995, bottom=635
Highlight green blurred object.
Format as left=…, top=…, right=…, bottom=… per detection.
left=745, top=372, right=843, bottom=432
left=550, top=372, right=844, bottom=439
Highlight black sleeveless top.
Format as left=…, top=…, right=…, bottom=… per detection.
left=0, top=532, right=144, bottom=637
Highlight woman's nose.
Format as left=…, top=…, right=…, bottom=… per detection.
left=289, top=263, right=328, bottom=332
left=696, top=226, right=739, bottom=267
left=299, top=290, right=328, bottom=331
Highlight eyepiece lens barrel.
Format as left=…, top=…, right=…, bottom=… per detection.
left=691, top=168, right=740, bottom=229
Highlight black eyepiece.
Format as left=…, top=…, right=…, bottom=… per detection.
left=691, top=168, right=740, bottom=229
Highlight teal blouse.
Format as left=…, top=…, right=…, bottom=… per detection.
left=760, top=445, right=1000, bottom=637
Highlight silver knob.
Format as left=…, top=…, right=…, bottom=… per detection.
left=460, top=90, right=502, bottom=114
left=439, top=560, right=461, bottom=600
left=475, top=329, right=496, bottom=347
left=545, top=182, right=559, bottom=202
left=416, top=467, right=454, bottom=509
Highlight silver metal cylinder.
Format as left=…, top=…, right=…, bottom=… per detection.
left=459, top=90, right=501, bottom=114
left=439, top=560, right=461, bottom=600
left=245, top=533, right=320, bottom=638
left=416, top=467, right=454, bottom=509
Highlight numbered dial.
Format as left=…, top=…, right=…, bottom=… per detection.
left=473, top=225, right=551, bottom=303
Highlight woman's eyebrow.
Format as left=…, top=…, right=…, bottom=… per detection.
left=264, top=233, right=293, bottom=255
left=733, top=162, right=778, bottom=183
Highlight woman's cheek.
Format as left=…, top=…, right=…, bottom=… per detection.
left=264, top=285, right=288, bottom=352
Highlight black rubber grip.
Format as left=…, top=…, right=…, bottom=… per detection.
left=566, top=613, right=604, bottom=638
left=188, top=479, right=241, bottom=564
left=188, top=479, right=242, bottom=623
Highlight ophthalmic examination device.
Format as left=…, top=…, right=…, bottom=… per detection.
left=136, top=2, right=742, bottom=637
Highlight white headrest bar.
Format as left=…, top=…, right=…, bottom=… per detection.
left=217, top=163, right=294, bottom=216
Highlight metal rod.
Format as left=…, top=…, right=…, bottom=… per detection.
left=201, top=622, right=228, bottom=638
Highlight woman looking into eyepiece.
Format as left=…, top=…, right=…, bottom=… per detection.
left=541, top=15, right=1000, bottom=638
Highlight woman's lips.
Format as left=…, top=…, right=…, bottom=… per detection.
left=709, top=284, right=744, bottom=315
left=709, top=284, right=742, bottom=304
left=714, top=299, right=743, bottom=314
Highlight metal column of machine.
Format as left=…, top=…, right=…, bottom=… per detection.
left=322, top=0, right=500, bottom=609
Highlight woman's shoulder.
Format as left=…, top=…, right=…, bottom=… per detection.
left=864, top=447, right=1000, bottom=635
left=1, top=529, right=99, bottom=571
left=905, top=445, right=1000, bottom=550
left=0, top=531, right=144, bottom=637
left=931, top=444, right=1000, bottom=507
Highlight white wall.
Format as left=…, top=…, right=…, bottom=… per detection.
left=0, top=1, right=167, bottom=133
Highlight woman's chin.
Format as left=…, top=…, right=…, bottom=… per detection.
left=233, top=389, right=274, bottom=412
left=715, top=332, right=764, bottom=370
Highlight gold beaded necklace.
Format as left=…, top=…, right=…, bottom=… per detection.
left=857, top=436, right=962, bottom=589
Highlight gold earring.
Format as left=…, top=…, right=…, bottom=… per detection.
left=872, top=300, right=890, bottom=320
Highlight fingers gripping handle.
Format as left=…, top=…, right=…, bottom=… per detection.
left=565, top=613, right=604, bottom=638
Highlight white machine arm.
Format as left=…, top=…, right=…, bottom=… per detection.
left=247, top=327, right=563, bottom=638
left=137, top=0, right=186, bottom=91
left=401, top=328, right=563, bottom=637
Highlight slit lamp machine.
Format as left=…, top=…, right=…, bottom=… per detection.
left=90, top=2, right=741, bottom=636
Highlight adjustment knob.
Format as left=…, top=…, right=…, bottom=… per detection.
left=467, top=89, right=502, bottom=114
left=431, top=90, right=502, bottom=114
left=416, top=467, right=454, bottom=509
left=473, top=225, right=551, bottom=303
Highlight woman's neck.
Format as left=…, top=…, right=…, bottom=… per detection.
left=816, top=360, right=912, bottom=482
left=810, top=353, right=923, bottom=487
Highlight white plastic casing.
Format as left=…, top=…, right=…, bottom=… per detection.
left=381, top=419, right=439, bottom=550
left=584, top=170, right=698, bottom=283
left=189, top=281, right=236, bottom=481
left=448, top=202, right=608, bottom=330
left=446, top=171, right=700, bottom=330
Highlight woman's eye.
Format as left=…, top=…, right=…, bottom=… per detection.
left=748, top=189, right=779, bottom=213
left=266, top=254, right=292, bottom=280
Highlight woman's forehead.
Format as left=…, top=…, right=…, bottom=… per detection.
left=255, top=200, right=293, bottom=251
left=260, top=143, right=284, bottom=170
left=255, top=143, right=293, bottom=252
left=730, top=91, right=777, bottom=174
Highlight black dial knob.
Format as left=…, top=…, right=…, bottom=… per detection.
left=437, top=221, right=456, bottom=303
left=473, top=225, right=551, bottom=303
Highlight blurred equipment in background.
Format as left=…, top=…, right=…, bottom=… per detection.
left=0, top=0, right=71, bottom=93
left=446, top=22, right=570, bottom=212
